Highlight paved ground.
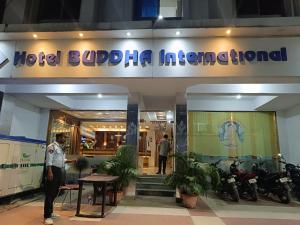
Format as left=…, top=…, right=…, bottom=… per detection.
left=0, top=190, right=300, bottom=225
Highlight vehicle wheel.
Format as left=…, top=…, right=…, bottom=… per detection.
left=279, top=189, right=291, bottom=204
left=250, top=184, right=258, bottom=201
left=231, top=186, right=240, bottom=202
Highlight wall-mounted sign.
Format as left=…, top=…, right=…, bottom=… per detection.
left=13, top=47, right=287, bottom=67
left=0, top=37, right=299, bottom=78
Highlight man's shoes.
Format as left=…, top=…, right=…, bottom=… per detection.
left=156, top=171, right=161, bottom=174
left=51, top=213, right=60, bottom=219
left=44, top=218, right=53, bottom=225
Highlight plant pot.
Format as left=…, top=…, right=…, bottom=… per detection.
left=181, top=194, right=198, bottom=208
left=123, top=181, right=136, bottom=197
left=108, top=190, right=124, bottom=204
left=175, top=187, right=183, bottom=203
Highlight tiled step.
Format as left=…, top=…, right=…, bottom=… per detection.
left=137, top=175, right=166, bottom=183
left=136, top=182, right=170, bottom=190
left=136, top=175, right=175, bottom=197
left=136, top=188, right=175, bottom=197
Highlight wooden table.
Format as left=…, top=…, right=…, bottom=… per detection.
left=75, top=175, right=119, bottom=218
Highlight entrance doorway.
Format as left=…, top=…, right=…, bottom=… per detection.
left=138, top=111, right=174, bottom=175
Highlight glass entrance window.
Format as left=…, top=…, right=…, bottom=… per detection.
left=139, top=111, right=174, bottom=175
left=48, top=110, right=127, bottom=157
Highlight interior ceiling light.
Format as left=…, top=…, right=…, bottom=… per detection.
left=236, top=94, right=242, bottom=99
left=176, top=31, right=181, bottom=36
left=158, top=15, right=163, bottom=20
left=226, top=29, right=231, bottom=35
left=126, top=32, right=131, bottom=37
left=33, top=34, right=38, bottom=38
left=97, top=93, right=103, bottom=98
left=79, top=33, right=84, bottom=37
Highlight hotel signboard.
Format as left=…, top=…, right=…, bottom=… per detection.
left=0, top=37, right=299, bottom=78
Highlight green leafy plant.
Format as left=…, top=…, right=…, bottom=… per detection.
left=165, top=152, right=220, bottom=196
left=101, top=145, right=139, bottom=191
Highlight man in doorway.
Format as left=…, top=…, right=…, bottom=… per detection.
left=156, top=134, right=170, bottom=175
left=44, top=133, right=66, bottom=225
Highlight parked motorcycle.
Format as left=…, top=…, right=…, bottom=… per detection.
left=230, top=160, right=258, bottom=201
left=279, top=159, right=300, bottom=201
left=211, top=160, right=240, bottom=202
left=252, top=160, right=291, bottom=203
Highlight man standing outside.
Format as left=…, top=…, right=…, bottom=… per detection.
left=156, top=134, right=171, bottom=175
left=44, top=133, right=66, bottom=225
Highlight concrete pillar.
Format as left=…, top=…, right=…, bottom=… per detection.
left=0, top=94, right=14, bottom=135
left=79, top=0, right=97, bottom=23
left=2, top=0, right=27, bottom=24
left=126, top=104, right=139, bottom=147
left=175, top=105, right=187, bottom=153
left=283, top=0, right=293, bottom=16
left=0, top=91, right=3, bottom=112
left=38, top=109, right=50, bottom=141
left=293, top=0, right=300, bottom=16
left=98, top=0, right=134, bottom=22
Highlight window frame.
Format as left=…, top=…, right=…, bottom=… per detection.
left=236, top=0, right=285, bottom=18
left=0, top=0, right=6, bottom=23
left=38, top=0, right=81, bottom=23
left=134, top=0, right=182, bottom=20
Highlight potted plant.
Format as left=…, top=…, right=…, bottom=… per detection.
left=101, top=145, right=138, bottom=203
left=165, top=152, right=220, bottom=208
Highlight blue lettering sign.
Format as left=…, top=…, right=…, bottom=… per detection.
left=110, top=50, right=123, bottom=65
left=205, top=52, right=216, bottom=64
left=159, top=49, right=165, bottom=65
left=83, top=50, right=96, bottom=66
left=26, top=54, right=37, bottom=66
left=230, top=49, right=238, bottom=64
left=13, top=47, right=288, bottom=68
left=14, top=51, right=26, bottom=65
left=96, top=50, right=108, bottom=64
left=257, top=51, right=269, bottom=61
left=125, top=50, right=138, bottom=65
left=217, top=52, right=228, bottom=65
left=166, top=52, right=176, bottom=65
left=69, top=50, right=80, bottom=65
left=140, top=50, right=152, bottom=65
left=178, top=50, right=185, bottom=65
left=245, top=51, right=256, bottom=62
left=186, top=52, right=197, bottom=64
